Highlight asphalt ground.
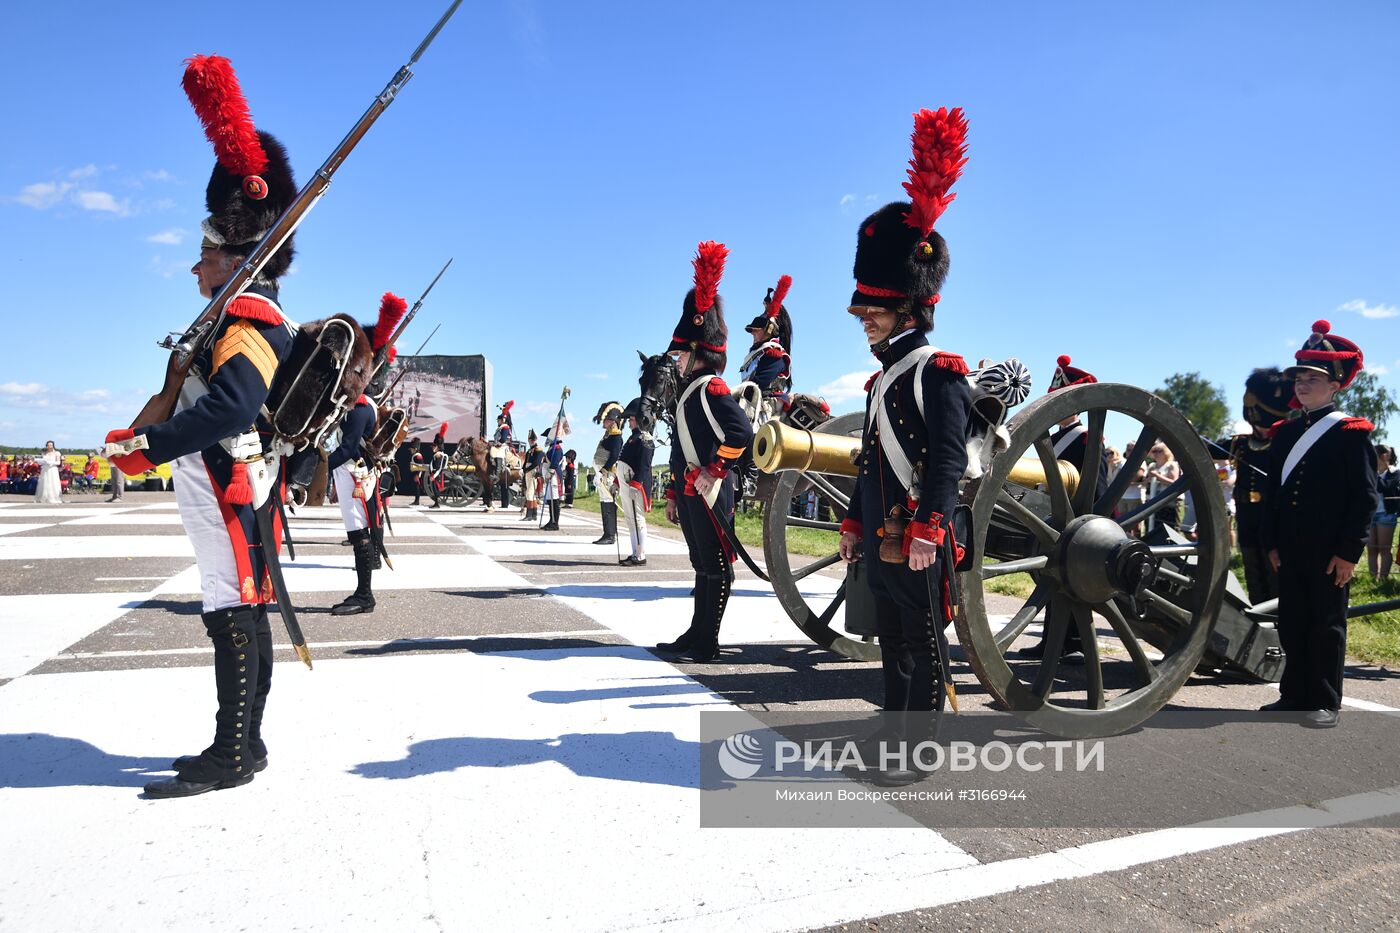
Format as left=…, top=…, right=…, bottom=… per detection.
left=0, top=489, right=1397, bottom=931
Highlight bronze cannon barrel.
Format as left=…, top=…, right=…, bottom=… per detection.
left=753, top=419, right=1079, bottom=494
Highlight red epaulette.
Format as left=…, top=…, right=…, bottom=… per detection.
left=1341, top=417, right=1375, bottom=432
left=864, top=371, right=880, bottom=392
left=225, top=294, right=283, bottom=325
left=764, top=346, right=785, bottom=358
left=356, top=395, right=369, bottom=406
left=930, top=350, right=969, bottom=375
left=706, top=377, right=730, bottom=396
left=1266, top=418, right=1289, bottom=439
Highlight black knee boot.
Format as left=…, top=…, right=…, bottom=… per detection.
left=248, top=606, right=275, bottom=762
left=332, top=528, right=376, bottom=615
left=657, top=574, right=706, bottom=654
left=542, top=500, right=561, bottom=530
left=149, top=606, right=260, bottom=798
left=593, top=502, right=617, bottom=545
left=679, top=568, right=731, bottom=663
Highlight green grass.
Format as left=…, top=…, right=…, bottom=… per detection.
left=982, top=560, right=1036, bottom=600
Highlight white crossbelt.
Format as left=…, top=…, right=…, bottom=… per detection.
left=1052, top=422, right=1086, bottom=458
left=1280, top=411, right=1346, bottom=484
left=676, top=375, right=723, bottom=506
left=866, top=345, right=938, bottom=496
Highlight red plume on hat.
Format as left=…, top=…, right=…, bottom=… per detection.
left=182, top=55, right=269, bottom=199
left=903, top=107, right=968, bottom=239
left=1048, top=355, right=1097, bottom=393
left=767, top=275, right=791, bottom=322
left=1287, top=319, right=1365, bottom=388
left=692, top=241, right=728, bottom=314
left=372, top=293, right=408, bottom=351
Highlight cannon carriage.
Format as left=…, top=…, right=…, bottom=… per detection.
left=751, top=382, right=1293, bottom=739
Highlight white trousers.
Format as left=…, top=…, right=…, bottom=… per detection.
left=618, top=482, right=649, bottom=559
left=173, top=452, right=245, bottom=613
left=334, top=463, right=377, bottom=532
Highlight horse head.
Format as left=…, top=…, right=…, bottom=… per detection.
left=637, top=349, right=679, bottom=442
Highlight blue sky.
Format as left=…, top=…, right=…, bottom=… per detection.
left=3, top=0, right=1397, bottom=451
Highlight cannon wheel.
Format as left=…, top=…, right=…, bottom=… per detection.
left=442, top=472, right=483, bottom=508
left=956, top=383, right=1230, bottom=738
left=759, top=413, right=881, bottom=661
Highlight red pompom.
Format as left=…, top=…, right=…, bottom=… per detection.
left=706, top=377, right=731, bottom=396
left=767, top=274, right=792, bottom=319
left=224, top=461, right=254, bottom=506
left=902, top=107, right=969, bottom=237
left=691, top=241, right=729, bottom=314
left=1312, top=319, right=1331, bottom=334
left=374, top=292, right=408, bottom=350
left=182, top=55, right=268, bottom=179
left=1057, top=354, right=1072, bottom=368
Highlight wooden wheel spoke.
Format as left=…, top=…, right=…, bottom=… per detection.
left=805, top=473, right=850, bottom=510
left=1033, top=436, right=1073, bottom=525
left=792, top=551, right=843, bottom=581
left=1030, top=595, right=1071, bottom=701
left=995, top=489, right=1060, bottom=546
left=816, top=582, right=847, bottom=627
left=1139, top=588, right=1194, bottom=626
left=1095, top=425, right=1156, bottom=515
left=1073, top=602, right=1105, bottom=709
left=786, top=516, right=841, bottom=532
left=1100, top=599, right=1159, bottom=686
left=995, top=580, right=1051, bottom=653
left=982, top=555, right=1049, bottom=579
left=1072, top=409, right=1106, bottom=515
left=1118, top=477, right=1189, bottom=529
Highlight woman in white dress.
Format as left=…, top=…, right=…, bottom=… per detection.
left=34, top=440, right=63, bottom=504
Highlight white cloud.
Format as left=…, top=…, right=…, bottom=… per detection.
left=144, top=169, right=174, bottom=183
left=67, top=164, right=99, bottom=180
left=817, top=370, right=875, bottom=405
left=517, top=400, right=562, bottom=417
left=0, top=382, right=46, bottom=396
left=145, top=228, right=186, bottom=245
left=73, top=190, right=129, bottom=215
left=1370, top=364, right=1390, bottom=376
left=839, top=193, right=855, bottom=207
left=1338, top=298, right=1399, bottom=320
left=585, top=372, right=609, bottom=380
left=79, top=388, right=111, bottom=400
left=14, top=181, right=71, bottom=209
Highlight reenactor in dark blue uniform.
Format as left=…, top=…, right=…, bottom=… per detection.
left=1019, top=355, right=1109, bottom=661
left=617, top=397, right=656, bottom=566
left=325, top=292, right=407, bottom=615
left=1231, top=368, right=1293, bottom=602
left=836, top=108, right=972, bottom=786
left=591, top=402, right=624, bottom=545
left=738, top=274, right=794, bottom=418
left=409, top=438, right=425, bottom=505
left=540, top=430, right=566, bottom=530
left=520, top=430, right=542, bottom=522
left=564, top=449, right=578, bottom=507
left=1260, top=321, right=1377, bottom=727
left=655, top=241, right=754, bottom=662
left=105, top=56, right=298, bottom=798
left=494, top=400, right=514, bottom=509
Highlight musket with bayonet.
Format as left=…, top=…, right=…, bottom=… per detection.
left=128, top=0, right=464, bottom=431
left=366, top=258, right=453, bottom=400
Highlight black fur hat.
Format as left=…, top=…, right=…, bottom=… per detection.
left=183, top=57, right=297, bottom=282
left=1243, top=367, right=1295, bottom=429
left=847, top=108, right=968, bottom=330
left=670, top=241, right=730, bottom=357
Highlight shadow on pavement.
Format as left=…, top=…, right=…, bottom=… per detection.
left=0, top=733, right=169, bottom=788
left=351, top=730, right=730, bottom=789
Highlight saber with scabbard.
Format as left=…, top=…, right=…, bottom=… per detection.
left=254, top=498, right=313, bottom=669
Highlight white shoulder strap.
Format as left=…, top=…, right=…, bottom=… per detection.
left=1280, top=411, right=1347, bottom=484
left=867, top=346, right=938, bottom=495
left=675, top=375, right=716, bottom=470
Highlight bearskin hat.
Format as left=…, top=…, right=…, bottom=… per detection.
left=745, top=274, right=793, bottom=353
left=593, top=401, right=624, bottom=425
left=1285, top=320, right=1364, bottom=388
left=362, top=292, right=408, bottom=401
left=183, top=56, right=297, bottom=282
left=671, top=241, right=730, bottom=358
left=848, top=108, right=967, bottom=330
left=1242, top=367, right=1294, bottom=430
left=1047, top=355, right=1096, bottom=393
